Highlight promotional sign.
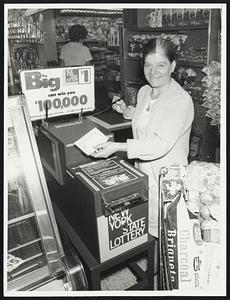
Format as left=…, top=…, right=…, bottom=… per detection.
left=20, top=66, right=95, bottom=121
left=80, top=159, right=137, bottom=189
left=108, top=205, right=148, bottom=250
left=97, top=202, right=148, bottom=262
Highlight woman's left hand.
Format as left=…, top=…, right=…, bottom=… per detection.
left=91, top=142, right=118, bottom=158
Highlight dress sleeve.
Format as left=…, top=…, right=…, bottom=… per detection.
left=83, top=47, right=93, bottom=62
left=122, top=85, right=147, bottom=119
left=126, top=94, right=194, bottom=160
left=59, top=46, right=64, bottom=60
left=123, top=106, right=136, bottom=119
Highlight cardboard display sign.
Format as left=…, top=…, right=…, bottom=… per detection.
left=20, top=66, right=95, bottom=121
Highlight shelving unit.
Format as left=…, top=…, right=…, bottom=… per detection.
left=7, top=95, right=89, bottom=292
left=7, top=9, right=46, bottom=95
left=7, top=96, right=65, bottom=290
left=54, top=12, right=122, bottom=100
left=120, top=24, right=209, bottom=102
left=119, top=10, right=220, bottom=162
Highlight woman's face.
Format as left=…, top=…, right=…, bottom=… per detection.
left=144, top=50, right=176, bottom=88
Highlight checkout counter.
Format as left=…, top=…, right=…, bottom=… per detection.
left=17, top=65, right=156, bottom=290
left=35, top=110, right=157, bottom=290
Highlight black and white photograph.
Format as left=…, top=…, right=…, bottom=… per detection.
left=3, top=2, right=226, bottom=297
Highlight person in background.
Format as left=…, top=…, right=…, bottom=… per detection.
left=91, top=38, right=194, bottom=238
left=60, top=24, right=92, bottom=67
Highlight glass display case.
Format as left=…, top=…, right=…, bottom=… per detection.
left=6, top=95, right=88, bottom=292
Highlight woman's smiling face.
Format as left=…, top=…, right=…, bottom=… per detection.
left=144, top=49, right=176, bottom=88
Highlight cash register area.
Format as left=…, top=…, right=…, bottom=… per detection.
left=7, top=91, right=158, bottom=293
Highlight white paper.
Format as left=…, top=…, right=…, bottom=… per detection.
left=74, top=127, right=109, bottom=156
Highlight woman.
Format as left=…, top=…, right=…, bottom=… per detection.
left=60, top=24, right=92, bottom=67
left=91, top=38, right=194, bottom=237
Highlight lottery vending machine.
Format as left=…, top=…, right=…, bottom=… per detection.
left=62, top=157, right=149, bottom=263
left=19, top=66, right=149, bottom=265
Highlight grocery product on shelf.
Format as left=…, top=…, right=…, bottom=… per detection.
left=159, top=161, right=222, bottom=291
left=127, top=33, right=188, bottom=58
left=184, top=161, right=221, bottom=243
left=162, top=8, right=210, bottom=27
left=55, top=15, right=122, bottom=45
left=8, top=9, right=45, bottom=44
left=55, top=14, right=122, bottom=96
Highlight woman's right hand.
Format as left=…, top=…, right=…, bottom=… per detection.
left=112, top=99, right=127, bottom=114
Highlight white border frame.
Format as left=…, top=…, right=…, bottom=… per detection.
left=4, top=3, right=226, bottom=297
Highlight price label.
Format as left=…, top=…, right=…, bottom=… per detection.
left=20, top=66, right=95, bottom=121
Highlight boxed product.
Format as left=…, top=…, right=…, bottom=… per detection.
left=160, top=161, right=222, bottom=291
left=162, top=9, right=173, bottom=27
left=184, top=161, right=221, bottom=244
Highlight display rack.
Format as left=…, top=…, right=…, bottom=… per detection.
left=7, top=95, right=64, bottom=291
left=7, top=9, right=45, bottom=95
left=158, top=163, right=222, bottom=291
left=6, top=95, right=88, bottom=292
left=119, top=9, right=221, bottom=163
left=8, top=9, right=45, bottom=44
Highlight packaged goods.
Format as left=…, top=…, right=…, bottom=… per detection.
left=160, top=161, right=222, bottom=291
left=164, top=191, right=204, bottom=290
left=145, top=9, right=162, bottom=28
left=162, top=9, right=173, bottom=27
left=184, top=161, right=221, bottom=243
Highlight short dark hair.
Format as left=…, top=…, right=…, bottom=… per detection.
left=142, top=38, right=177, bottom=64
left=69, top=24, right=88, bottom=42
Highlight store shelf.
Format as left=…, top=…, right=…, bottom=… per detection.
left=106, top=63, right=120, bottom=71
left=124, top=56, right=206, bottom=68
left=177, top=60, right=206, bottom=68
left=7, top=96, right=69, bottom=291
left=125, top=56, right=141, bottom=61
left=8, top=212, right=36, bottom=225
left=120, top=18, right=220, bottom=162
left=108, top=45, right=120, bottom=51
left=56, top=39, right=69, bottom=43
left=124, top=25, right=209, bottom=32
left=8, top=238, right=42, bottom=253
left=90, top=48, right=107, bottom=52
left=9, top=40, right=44, bottom=45
left=93, top=60, right=107, bottom=64
left=105, top=79, right=120, bottom=83
left=10, top=253, right=45, bottom=278
left=56, top=39, right=106, bottom=44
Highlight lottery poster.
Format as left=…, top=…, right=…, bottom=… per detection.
left=20, top=66, right=95, bottom=120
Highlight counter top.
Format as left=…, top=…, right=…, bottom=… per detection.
left=87, top=109, right=131, bottom=131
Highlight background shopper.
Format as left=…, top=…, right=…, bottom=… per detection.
left=60, top=24, right=92, bottom=66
